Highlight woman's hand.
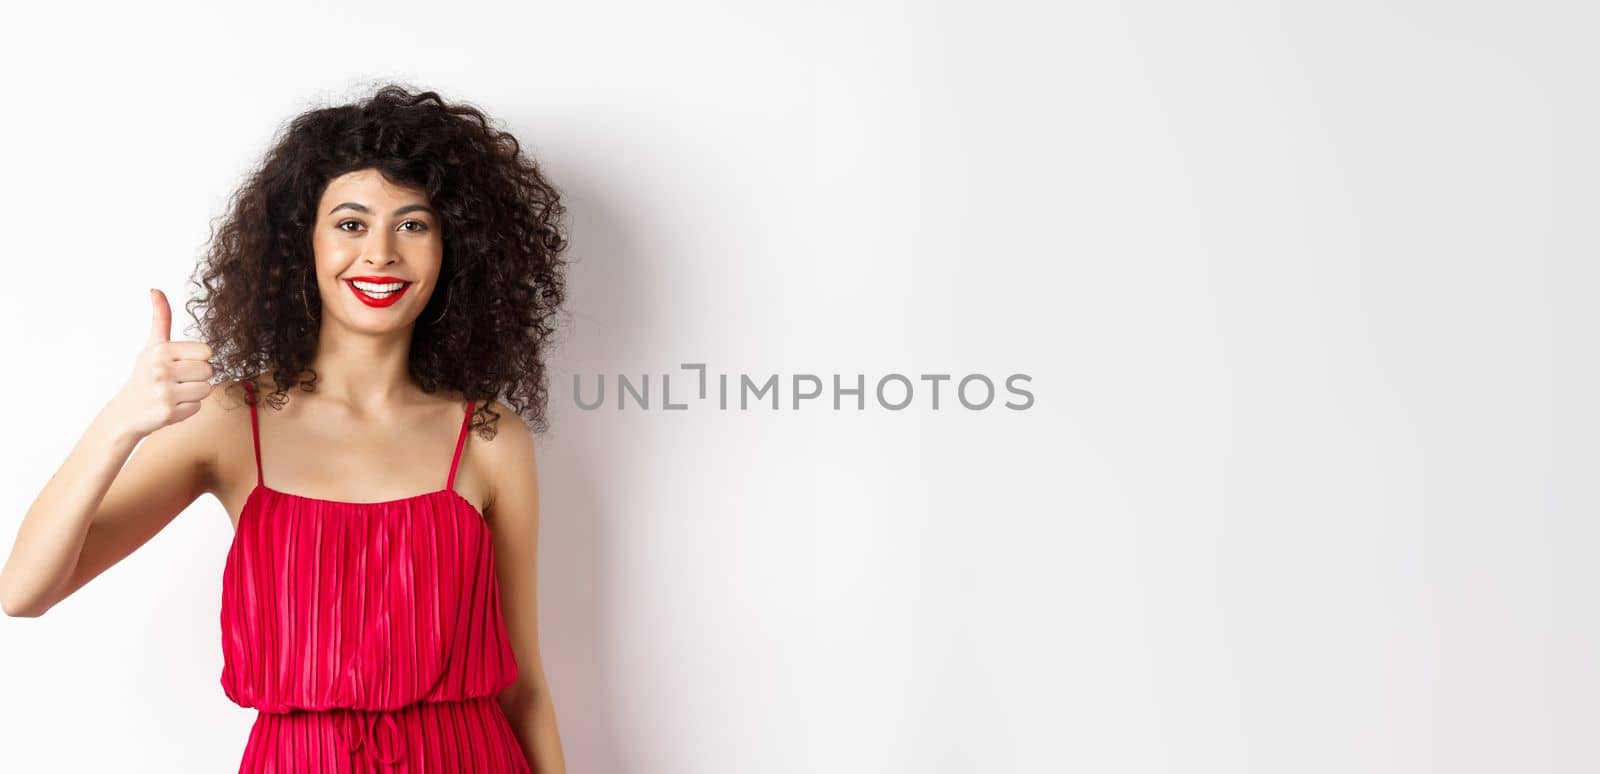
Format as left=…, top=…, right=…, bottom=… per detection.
left=105, top=289, right=216, bottom=439
left=0, top=288, right=220, bottom=617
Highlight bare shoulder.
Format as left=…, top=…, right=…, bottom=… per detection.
left=472, top=398, right=536, bottom=475
left=470, top=399, right=540, bottom=521
left=190, top=377, right=255, bottom=430
left=180, top=378, right=256, bottom=492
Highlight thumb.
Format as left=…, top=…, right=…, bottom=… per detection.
left=148, top=288, right=171, bottom=344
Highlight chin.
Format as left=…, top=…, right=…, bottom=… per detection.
left=333, top=310, right=420, bottom=334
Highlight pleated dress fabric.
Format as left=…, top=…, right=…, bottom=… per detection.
left=221, top=381, right=530, bottom=772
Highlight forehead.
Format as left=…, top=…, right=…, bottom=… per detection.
left=318, top=168, right=429, bottom=206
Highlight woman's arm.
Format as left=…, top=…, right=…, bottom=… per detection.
left=0, top=290, right=217, bottom=617
left=483, top=401, right=568, bottom=774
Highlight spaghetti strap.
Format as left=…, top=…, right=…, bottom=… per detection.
left=242, top=381, right=264, bottom=487
left=446, top=400, right=474, bottom=491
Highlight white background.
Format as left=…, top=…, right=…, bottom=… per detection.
left=0, top=2, right=1593, bottom=772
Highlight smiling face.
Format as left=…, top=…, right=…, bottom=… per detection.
left=310, top=168, right=444, bottom=333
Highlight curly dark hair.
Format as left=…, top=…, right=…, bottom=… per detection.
left=185, top=81, right=570, bottom=435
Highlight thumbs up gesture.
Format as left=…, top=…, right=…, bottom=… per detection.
left=110, top=289, right=216, bottom=438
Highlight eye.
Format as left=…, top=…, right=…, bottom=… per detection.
left=336, top=219, right=364, bottom=232
left=400, top=220, right=430, bottom=233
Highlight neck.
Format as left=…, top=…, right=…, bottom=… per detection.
left=304, top=320, right=418, bottom=410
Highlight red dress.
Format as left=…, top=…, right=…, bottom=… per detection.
left=221, top=381, right=530, bottom=772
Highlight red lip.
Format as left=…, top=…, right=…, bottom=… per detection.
left=343, top=277, right=413, bottom=308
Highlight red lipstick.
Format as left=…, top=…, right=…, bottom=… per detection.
left=344, top=275, right=413, bottom=308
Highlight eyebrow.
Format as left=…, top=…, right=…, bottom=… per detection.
left=328, top=202, right=437, bottom=217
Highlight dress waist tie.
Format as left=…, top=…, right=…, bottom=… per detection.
left=333, top=708, right=405, bottom=769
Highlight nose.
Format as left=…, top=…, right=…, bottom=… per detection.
left=361, top=226, right=400, bottom=267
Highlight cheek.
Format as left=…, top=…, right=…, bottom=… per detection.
left=417, top=249, right=445, bottom=281
left=310, top=233, right=352, bottom=271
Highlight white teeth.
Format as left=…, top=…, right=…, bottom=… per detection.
left=350, top=280, right=407, bottom=293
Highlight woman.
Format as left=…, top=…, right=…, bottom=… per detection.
left=0, top=83, right=570, bottom=773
